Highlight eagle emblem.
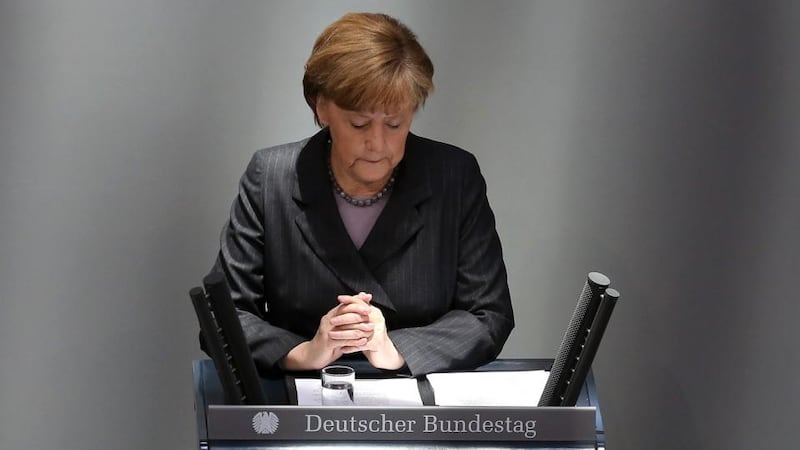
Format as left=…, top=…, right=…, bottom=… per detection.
left=252, top=411, right=279, bottom=434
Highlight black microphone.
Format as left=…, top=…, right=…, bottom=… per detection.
left=202, top=272, right=267, bottom=405
left=190, top=286, right=243, bottom=405
left=561, top=287, right=620, bottom=406
left=539, top=272, right=610, bottom=407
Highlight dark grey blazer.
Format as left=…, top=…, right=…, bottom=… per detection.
left=213, top=128, right=514, bottom=376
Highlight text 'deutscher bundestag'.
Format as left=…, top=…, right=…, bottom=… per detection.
left=207, top=405, right=596, bottom=443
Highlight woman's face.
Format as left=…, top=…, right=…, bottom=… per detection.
left=317, top=97, right=414, bottom=196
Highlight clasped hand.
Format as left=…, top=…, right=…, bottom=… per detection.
left=281, top=292, right=404, bottom=371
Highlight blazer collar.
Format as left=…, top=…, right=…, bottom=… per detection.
left=292, top=129, right=432, bottom=311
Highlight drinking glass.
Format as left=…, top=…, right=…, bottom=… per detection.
left=321, top=365, right=355, bottom=405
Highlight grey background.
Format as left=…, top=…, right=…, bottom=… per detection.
left=1, top=1, right=798, bottom=449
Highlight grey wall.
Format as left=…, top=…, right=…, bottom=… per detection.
left=1, top=1, right=798, bottom=449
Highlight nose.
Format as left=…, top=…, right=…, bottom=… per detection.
left=365, top=124, right=384, bottom=151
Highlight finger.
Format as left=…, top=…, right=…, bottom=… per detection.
left=330, top=338, right=367, bottom=350
left=328, top=329, right=372, bottom=340
left=337, top=293, right=372, bottom=305
left=337, top=294, right=365, bottom=304
left=329, top=312, right=369, bottom=326
left=335, top=302, right=371, bottom=317
left=332, top=322, right=374, bottom=332
left=335, top=297, right=369, bottom=314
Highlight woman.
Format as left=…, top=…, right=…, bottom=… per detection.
left=212, top=12, right=514, bottom=376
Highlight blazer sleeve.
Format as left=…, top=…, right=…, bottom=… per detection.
left=211, top=152, right=306, bottom=373
left=388, top=154, right=515, bottom=375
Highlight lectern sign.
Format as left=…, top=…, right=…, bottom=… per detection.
left=207, top=405, right=596, bottom=443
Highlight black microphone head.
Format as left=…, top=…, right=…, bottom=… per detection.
left=587, top=272, right=611, bottom=288
left=202, top=270, right=226, bottom=290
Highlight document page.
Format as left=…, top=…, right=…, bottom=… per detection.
left=295, top=378, right=423, bottom=406
left=425, top=370, right=549, bottom=406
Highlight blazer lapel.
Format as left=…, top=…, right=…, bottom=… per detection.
left=359, top=136, right=432, bottom=271
left=292, top=129, right=398, bottom=311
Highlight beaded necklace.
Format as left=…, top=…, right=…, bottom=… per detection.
left=327, top=162, right=396, bottom=207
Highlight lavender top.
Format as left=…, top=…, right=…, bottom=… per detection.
left=334, top=191, right=391, bottom=249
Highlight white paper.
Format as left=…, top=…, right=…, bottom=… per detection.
left=295, top=378, right=423, bottom=406
left=425, top=370, right=549, bottom=406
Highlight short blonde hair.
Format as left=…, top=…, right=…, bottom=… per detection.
left=303, top=12, right=434, bottom=125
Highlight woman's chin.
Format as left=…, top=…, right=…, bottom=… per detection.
left=354, top=168, right=392, bottom=183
